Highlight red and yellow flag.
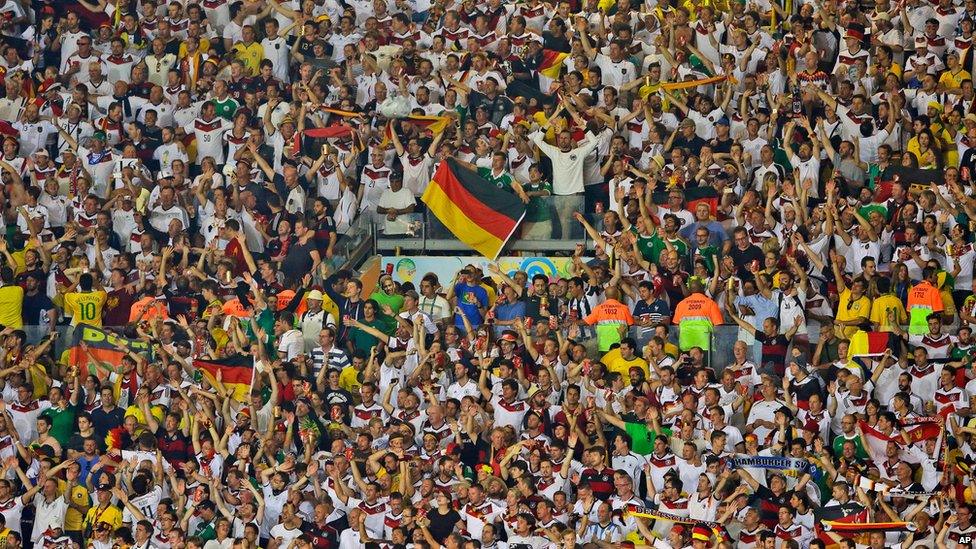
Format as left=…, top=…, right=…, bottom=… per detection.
left=320, top=107, right=362, bottom=118
left=660, top=75, right=727, bottom=91
left=304, top=126, right=354, bottom=139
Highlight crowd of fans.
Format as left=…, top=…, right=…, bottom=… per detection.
left=0, top=0, right=974, bottom=547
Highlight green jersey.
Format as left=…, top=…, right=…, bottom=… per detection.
left=213, top=97, right=238, bottom=121
left=624, top=422, right=673, bottom=455
left=477, top=167, right=514, bottom=191
left=523, top=180, right=552, bottom=222
left=370, top=291, right=405, bottom=314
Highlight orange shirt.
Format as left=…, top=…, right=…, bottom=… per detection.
left=906, top=280, right=944, bottom=334
left=275, top=289, right=308, bottom=317
left=129, top=296, right=169, bottom=323
left=222, top=298, right=250, bottom=318
left=672, top=293, right=725, bottom=325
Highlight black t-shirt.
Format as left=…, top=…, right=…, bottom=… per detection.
left=468, top=92, right=514, bottom=123
left=542, top=31, right=571, bottom=52
left=310, top=215, right=337, bottom=253
left=22, top=291, right=55, bottom=327
left=789, top=377, right=823, bottom=407
left=711, top=136, right=734, bottom=154
left=266, top=235, right=295, bottom=261
left=156, top=430, right=191, bottom=467
left=426, top=509, right=460, bottom=543
left=523, top=293, right=558, bottom=322
left=67, top=433, right=95, bottom=454
left=90, top=405, right=125, bottom=442
left=282, top=239, right=317, bottom=281
left=323, top=387, right=354, bottom=422
left=580, top=466, right=616, bottom=500
left=673, top=134, right=707, bottom=152
left=305, top=520, right=338, bottom=549
left=729, top=244, right=764, bottom=279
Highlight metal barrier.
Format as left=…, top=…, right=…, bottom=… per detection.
left=374, top=196, right=594, bottom=255
left=335, top=214, right=375, bottom=272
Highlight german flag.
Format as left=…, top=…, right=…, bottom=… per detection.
left=380, top=116, right=453, bottom=147
left=422, top=159, right=526, bottom=259
left=400, top=114, right=452, bottom=135
left=814, top=503, right=869, bottom=548
left=538, top=49, right=568, bottom=79
left=194, top=355, right=255, bottom=402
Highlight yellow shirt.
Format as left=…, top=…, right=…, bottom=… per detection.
left=885, top=62, right=904, bottom=79
left=939, top=69, right=971, bottom=90
left=339, top=365, right=363, bottom=395
left=869, top=294, right=907, bottom=332
left=0, top=285, right=24, bottom=329
left=906, top=138, right=940, bottom=169
left=930, top=124, right=959, bottom=167
left=836, top=289, right=872, bottom=338
left=65, top=485, right=91, bottom=531
left=83, top=503, right=122, bottom=535
left=480, top=282, right=497, bottom=307
left=233, top=42, right=264, bottom=76
left=602, top=347, right=650, bottom=379
left=179, top=38, right=211, bottom=59
left=63, top=290, right=108, bottom=326
left=638, top=81, right=662, bottom=100
left=27, top=363, right=50, bottom=399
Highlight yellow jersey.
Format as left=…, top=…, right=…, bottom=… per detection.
left=83, top=503, right=122, bottom=536
left=233, top=42, right=264, bottom=76
left=0, top=285, right=24, bottom=329
left=602, top=347, right=650, bottom=379
left=64, top=290, right=107, bottom=327
left=869, top=294, right=907, bottom=332
left=836, top=289, right=871, bottom=338
left=339, top=365, right=363, bottom=395
left=939, top=69, right=971, bottom=90
left=64, top=484, right=91, bottom=532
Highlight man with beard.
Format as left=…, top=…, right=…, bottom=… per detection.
left=20, top=273, right=56, bottom=334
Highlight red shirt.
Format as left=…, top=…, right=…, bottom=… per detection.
left=225, top=239, right=247, bottom=276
